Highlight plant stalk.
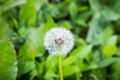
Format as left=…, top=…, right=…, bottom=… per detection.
left=58, top=55, right=63, bottom=80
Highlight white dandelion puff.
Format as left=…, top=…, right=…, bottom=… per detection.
left=44, top=27, right=74, bottom=55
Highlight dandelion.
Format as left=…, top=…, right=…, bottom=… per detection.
left=44, top=27, right=74, bottom=80
left=44, top=27, right=74, bottom=55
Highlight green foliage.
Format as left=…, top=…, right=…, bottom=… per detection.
left=19, top=0, right=37, bottom=26
left=0, top=0, right=120, bottom=80
left=18, top=15, right=54, bottom=79
left=97, top=58, right=117, bottom=68
left=0, top=40, right=17, bottom=80
left=69, top=2, right=77, bottom=20
left=111, top=59, right=120, bottom=80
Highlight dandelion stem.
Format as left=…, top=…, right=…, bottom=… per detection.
left=58, top=55, right=63, bottom=80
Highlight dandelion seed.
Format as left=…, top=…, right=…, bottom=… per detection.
left=44, top=27, right=74, bottom=55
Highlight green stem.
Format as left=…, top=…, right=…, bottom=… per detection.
left=58, top=55, right=63, bottom=80
left=76, top=72, right=80, bottom=80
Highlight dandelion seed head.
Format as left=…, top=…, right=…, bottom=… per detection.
left=44, top=27, right=74, bottom=55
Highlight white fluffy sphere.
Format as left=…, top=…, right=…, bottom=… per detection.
left=44, top=27, right=74, bottom=55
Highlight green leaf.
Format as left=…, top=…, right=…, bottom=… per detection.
left=90, top=69, right=106, bottom=80
left=78, top=6, right=89, bottom=12
left=71, top=45, right=92, bottom=59
left=103, top=45, right=117, bottom=58
left=0, top=40, right=17, bottom=80
left=63, top=65, right=79, bottom=77
left=101, top=27, right=113, bottom=47
left=1, top=0, right=25, bottom=13
left=45, top=55, right=57, bottom=79
left=101, top=8, right=120, bottom=21
left=97, top=58, right=117, bottom=68
left=18, top=41, right=36, bottom=76
left=89, top=0, right=101, bottom=13
left=50, top=3, right=68, bottom=19
left=19, top=0, right=37, bottom=26
left=63, top=45, right=92, bottom=71
left=0, top=18, right=13, bottom=39
left=112, top=59, right=120, bottom=80
left=45, top=71, right=56, bottom=80
left=60, top=21, right=72, bottom=29
left=45, top=55, right=57, bottom=70
left=36, top=62, right=43, bottom=77
left=75, top=10, right=92, bottom=27
left=34, top=0, right=46, bottom=11
left=37, top=15, right=55, bottom=55
left=63, top=56, right=76, bottom=67
left=28, top=69, right=37, bottom=80
left=84, top=63, right=98, bottom=71
left=86, top=14, right=106, bottom=45
left=75, top=19, right=87, bottom=26
left=106, top=35, right=117, bottom=45
left=69, top=2, right=77, bottom=20
left=102, top=35, right=117, bottom=58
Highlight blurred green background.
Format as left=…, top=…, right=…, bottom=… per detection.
left=0, top=0, right=120, bottom=80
